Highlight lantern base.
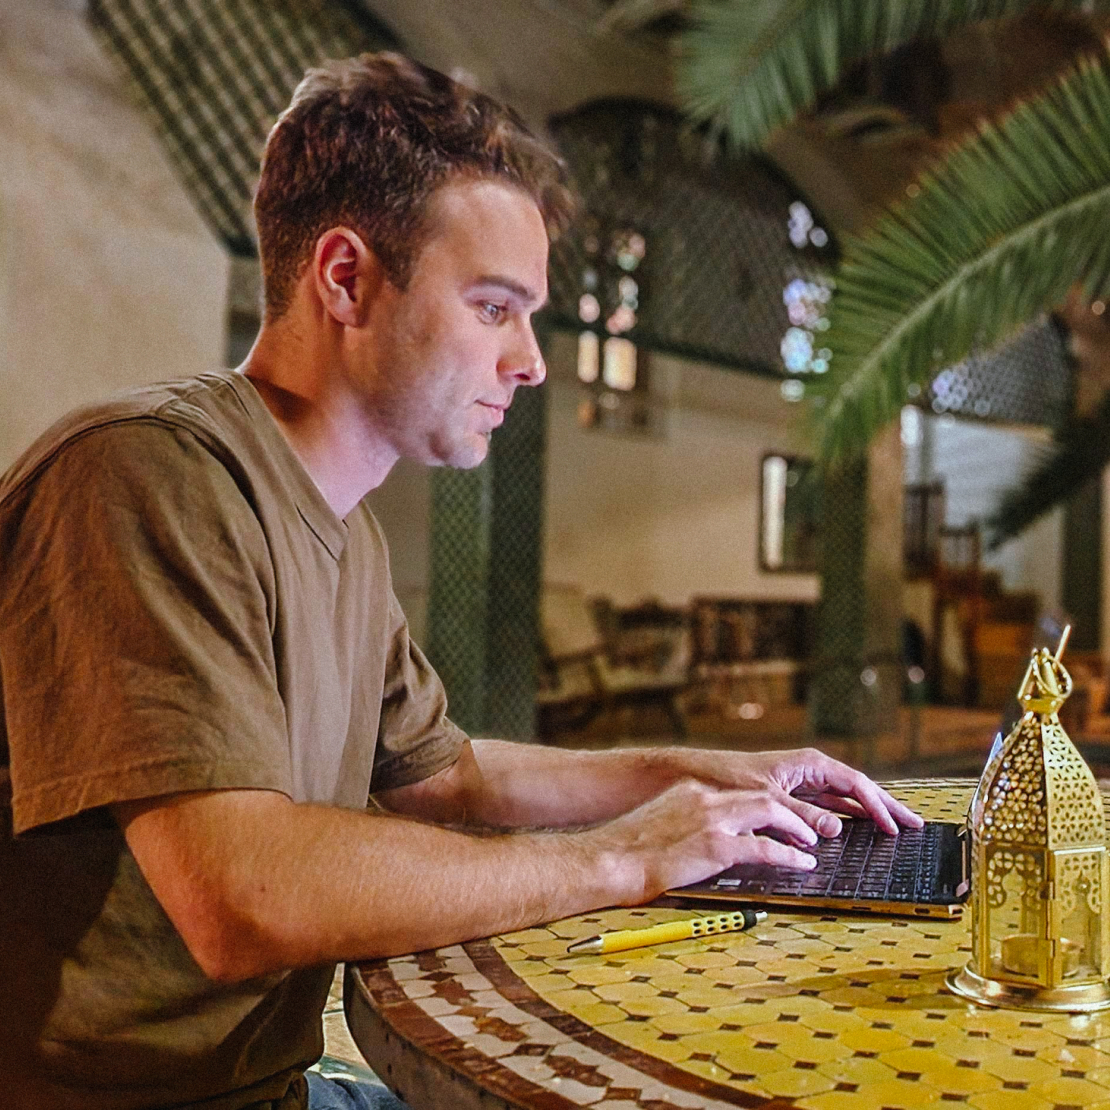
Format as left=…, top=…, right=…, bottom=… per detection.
left=947, top=964, right=1110, bottom=1013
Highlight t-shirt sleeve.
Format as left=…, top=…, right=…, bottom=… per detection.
left=0, top=421, right=291, bottom=835
left=368, top=589, right=466, bottom=794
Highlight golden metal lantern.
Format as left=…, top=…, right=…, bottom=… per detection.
left=948, top=628, right=1110, bottom=1011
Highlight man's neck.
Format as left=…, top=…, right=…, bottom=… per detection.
left=242, top=320, right=398, bottom=519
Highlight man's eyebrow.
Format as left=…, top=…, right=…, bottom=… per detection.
left=472, top=275, right=548, bottom=309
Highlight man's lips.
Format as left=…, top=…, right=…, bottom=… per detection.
left=478, top=400, right=509, bottom=425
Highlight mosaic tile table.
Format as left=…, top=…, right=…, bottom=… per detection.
left=346, top=779, right=1110, bottom=1110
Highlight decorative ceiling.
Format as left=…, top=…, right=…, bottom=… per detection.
left=84, top=0, right=1078, bottom=422
left=87, top=0, right=396, bottom=257
left=546, top=99, right=835, bottom=377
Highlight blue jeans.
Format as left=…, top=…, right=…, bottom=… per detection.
left=305, top=1070, right=410, bottom=1110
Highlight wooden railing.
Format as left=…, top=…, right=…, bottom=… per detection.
left=904, top=481, right=946, bottom=576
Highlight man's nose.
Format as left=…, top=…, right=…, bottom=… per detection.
left=501, top=327, right=546, bottom=387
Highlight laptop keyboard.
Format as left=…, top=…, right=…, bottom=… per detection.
left=710, top=821, right=955, bottom=903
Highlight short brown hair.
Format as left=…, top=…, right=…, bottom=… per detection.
left=254, top=52, right=575, bottom=319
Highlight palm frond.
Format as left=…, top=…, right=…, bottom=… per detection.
left=678, top=0, right=1106, bottom=149
left=985, top=391, right=1110, bottom=548
left=599, top=0, right=689, bottom=33
left=810, top=45, right=1110, bottom=463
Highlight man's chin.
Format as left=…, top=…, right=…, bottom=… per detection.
left=434, top=435, right=490, bottom=471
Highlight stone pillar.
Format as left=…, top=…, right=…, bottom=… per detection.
left=1101, top=466, right=1110, bottom=666
left=810, top=423, right=904, bottom=757
left=425, top=372, right=547, bottom=741
left=1063, top=472, right=1103, bottom=652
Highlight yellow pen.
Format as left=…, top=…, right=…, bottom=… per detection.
left=567, top=909, right=767, bottom=955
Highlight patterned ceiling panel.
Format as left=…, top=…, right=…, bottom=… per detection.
left=922, top=315, right=1071, bottom=429
left=546, top=99, right=836, bottom=378
left=87, top=0, right=398, bottom=257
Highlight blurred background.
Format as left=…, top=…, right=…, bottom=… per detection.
left=7, top=0, right=1110, bottom=773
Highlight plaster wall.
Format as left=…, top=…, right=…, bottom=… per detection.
left=541, top=339, right=821, bottom=608
left=0, top=0, right=227, bottom=470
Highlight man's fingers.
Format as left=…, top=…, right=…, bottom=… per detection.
left=874, top=787, right=925, bottom=828
left=845, top=779, right=899, bottom=833
left=851, top=780, right=923, bottom=832
left=736, top=833, right=816, bottom=871
left=803, top=760, right=923, bottom=834
left=780, top=794, right=844, bottom=838
left=795, top=792, right=868, bottom=821
left=726, top=794, right=819, bottom=847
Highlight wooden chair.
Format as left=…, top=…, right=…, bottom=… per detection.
left=536, top=586, right=688, bottom=740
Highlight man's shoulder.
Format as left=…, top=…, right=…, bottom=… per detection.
left=0, top=371, right=251, bottom=504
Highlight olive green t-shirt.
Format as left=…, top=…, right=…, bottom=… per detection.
left=0, top=370, right=466, bottom=1109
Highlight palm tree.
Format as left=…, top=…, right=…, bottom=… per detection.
left=613, top=0, right=1110, bottom=546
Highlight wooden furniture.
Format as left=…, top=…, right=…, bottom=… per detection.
left=688, top=598, right=812, bottom=716
left=902, top=481, right=1055, bottom=710
left=346, top=780, right=1110, bottom=1110
left=903, top=481, right=945, bottom=578
left=536, top=586, right=688, bottom=738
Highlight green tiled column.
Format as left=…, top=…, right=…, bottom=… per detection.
left=426, top=377, right=547, bottom=740
left=810, top=425, right=903, bottom=752
left=1063, top=473, right=1102, bottom=652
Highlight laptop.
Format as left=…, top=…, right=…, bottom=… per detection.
left=669, top=817, right=970, bottom=919
left=671, top=617, right=1075, bottom=920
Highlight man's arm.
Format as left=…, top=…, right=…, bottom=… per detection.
left=116, top=740, right=919, bottom=983
left=114, top=764, right=832, bottom=984
left=378, top=739, right=921, bottom=837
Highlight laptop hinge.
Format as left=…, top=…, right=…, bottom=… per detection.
left=955, top=824, right=970, bottom=899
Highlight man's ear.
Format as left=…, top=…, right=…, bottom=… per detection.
left=312, top=228, right=385, bottom=327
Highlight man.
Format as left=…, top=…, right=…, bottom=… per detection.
left=0, top=53, right=920, bottom=1110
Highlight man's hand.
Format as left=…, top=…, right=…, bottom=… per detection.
left=380, top=740, right=922, bottom=840
left=115, top=747, right=923, bottom=976
left=580, top=750, right=923, bottom=905
left=582, top=780, right=818, bottom=903
left=686, top=747, right=924, bottom=838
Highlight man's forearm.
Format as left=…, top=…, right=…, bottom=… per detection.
left=119, top=747, right=920, bottom=983
left=378, top=738, right=695, bottom=829
left=116, top=789, right=636, bottom=982
left=381, top=741, right=918, bottom=839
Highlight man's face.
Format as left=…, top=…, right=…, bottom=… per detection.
left=358, top=178, right=550, bottom=470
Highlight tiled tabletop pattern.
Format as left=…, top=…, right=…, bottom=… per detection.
left=349, top=780, right=1110, bottom=1110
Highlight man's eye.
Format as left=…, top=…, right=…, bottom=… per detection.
left=478, top=302, right=506, bottom=323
